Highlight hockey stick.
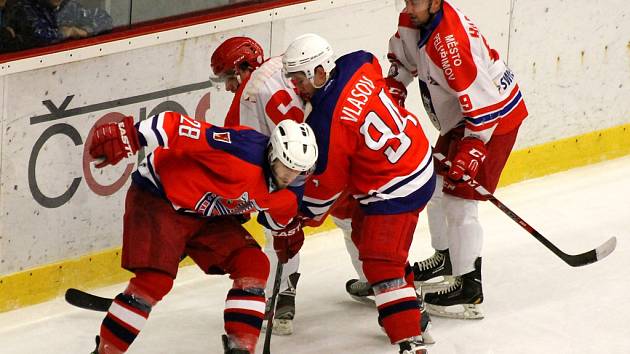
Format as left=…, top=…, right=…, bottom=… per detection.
left=433, top=152, right=617, bottom=267
left=262, top=261, right=284, bottom=354
left=63, top=254, right=188, bottom=313
left=65, top=288, right=113, bottom=312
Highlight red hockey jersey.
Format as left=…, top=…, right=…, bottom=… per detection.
left=131, top=111, right=299, bottom=227
left=301, top=51, right=435, bottom=218
left=388, top=1, right=527, bottom=143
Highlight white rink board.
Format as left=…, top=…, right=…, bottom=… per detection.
left=0, top=24, right=272, bottom=273
left=507, top=0, right=630, bottom=148
left=0, top=0, right=628, bottom=275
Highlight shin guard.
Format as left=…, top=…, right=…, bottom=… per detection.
left=372, top=277, right=421, bottom=344
left=98, top=271, right=173, bottom=353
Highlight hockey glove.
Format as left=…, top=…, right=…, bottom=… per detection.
left=447, top=137, right=487, bottom=183
left=89, top=116, right=140, bottom=168
left=271, top=218, right=305, bottom=264
left=385, top=77, right=407, bottom=107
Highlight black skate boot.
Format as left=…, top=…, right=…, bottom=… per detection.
left=272, top=272, right=300, bottom=335
left=221, top=334, right=250, bottom=354
left=424, top=257, right=483, bottom=319
left=398, top=337, right=427, bottom=354
left=413, top=249, right=454, bottom=293
left=345, top=278, right=375, bottom=305
left=90, top=335, right=100, bottom=354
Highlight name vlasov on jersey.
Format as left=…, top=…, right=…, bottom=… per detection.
left=340, top=75, right=376, bottom=123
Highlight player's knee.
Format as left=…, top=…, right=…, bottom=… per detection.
left=126, top=270, right=174, bottom=305
left=443, top=194, right=479, bottom=225
left=231, top=247, right=269, bottom=288
left=429, top=175, right=444, bottom=202
left=362, top=259, right=405, bottom=285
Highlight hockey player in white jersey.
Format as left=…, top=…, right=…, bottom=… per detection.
left=210, top=36, right=307, bottom=335
left=384, top=0, right=529, bottom=319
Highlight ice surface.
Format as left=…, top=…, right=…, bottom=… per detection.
left=1, top=156, right=628, bottom=354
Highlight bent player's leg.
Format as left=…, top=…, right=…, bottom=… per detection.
left=94, top=184, right=186, bottom=353
left=223, top=247, right=269, bottom=353
left=96, top=270, right=174, bottom=354
left=357, top=210, right=429, bottom=350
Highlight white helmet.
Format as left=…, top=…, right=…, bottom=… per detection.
left=282, top=33, right=336, bottom=86
left=268, top=120, right=318, bottom=172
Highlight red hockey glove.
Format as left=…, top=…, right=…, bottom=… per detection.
left=89, top=116, right=140, bottom=168
left=447, top=137, right=487, bottom=183
left=385, top=77, right=407, bottom=107
left=271, top=218, right=305, bottom=264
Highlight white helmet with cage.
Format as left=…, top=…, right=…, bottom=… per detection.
left=282, top=33, right=336, bottom=86
left=268, top=120, right=318, bottom=172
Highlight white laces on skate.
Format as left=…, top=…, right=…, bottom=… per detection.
left=416, top=251, right=444, bottom=271
left=433, top=276, right=462, bottom=295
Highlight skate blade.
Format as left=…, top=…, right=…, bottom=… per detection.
left=425, top=303, right=484, bottom=320
left=400, top=345, right=428, bottom=354
left=349, top=294, right=376, bottom=306
left=415, top=276, right=456, bottom=294
left=421, top=323, right=436, bottom=344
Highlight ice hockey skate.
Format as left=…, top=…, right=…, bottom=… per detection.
left=263, top=272, right=300, bottom=335
left=413, top=249, right=455, bottom=294
left=424, top=257, right=484, bottom=319
left=398, top=337, right=427, bottom=354
left=221, top=334, right=250, bottom=354
left=271, top=292, right=295, bottom=335
left=345, top=278, right=375, bottom=305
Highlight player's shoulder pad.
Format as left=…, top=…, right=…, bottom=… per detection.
left=425, top=2, right=477, bottom=92
left=242, top=57, right=284, bottom=102
left=206, top=125, right=268, bottom=166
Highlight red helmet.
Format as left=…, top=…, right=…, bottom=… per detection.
left=211, top=37, right=264, bottom=77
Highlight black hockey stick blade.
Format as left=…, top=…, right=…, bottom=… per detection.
left=65, top=288, right=113, bottom=312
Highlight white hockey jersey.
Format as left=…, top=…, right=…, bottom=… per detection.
left=224, top=56, right=306, bottom=135
left=388, top=1, right=527, bottom=143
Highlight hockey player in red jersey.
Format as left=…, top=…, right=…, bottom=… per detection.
left=384, top=0, right=529, bottom=319
left=86, top=112, right=317, bottom=354
left=283, top=33, right=435, bottom=354
left=210, top=36, right=307, bottom=335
